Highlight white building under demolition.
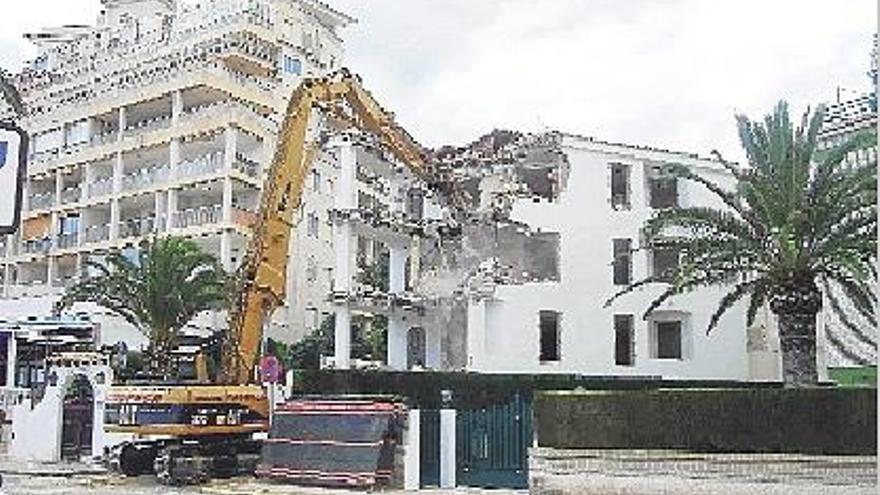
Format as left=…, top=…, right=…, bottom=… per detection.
left=322, top=130, right=792, bottom=381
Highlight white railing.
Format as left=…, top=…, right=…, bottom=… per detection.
left=23, top=237, right=51, bottom=255
left=84, top=224, right=110, bottom=244
left=88, top=178, right=114, bottom=198
left=179, top=152, right=223, bottom=178
left=121, top=164, right=170, bottom=192
left=173, top=205, right=222, bottom=229
left=29, top=192, right=55, bottom=211
left=60, top=186, right=82, bottom=205
left=119, top=217, right=158, bottom=239
left=0, top=387, right=31, bottom=408
left=56, top=232, right=79, bottom=250
left=234, top=154, right=259, bottom=178
left=124, top=113, right=172, bottom=138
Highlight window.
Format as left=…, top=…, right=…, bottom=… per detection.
left=612, top=238, right=632, bottom=285
left=305, top=307, right=319, bottom=329
left=614, top=315, right=635, bottom=366
left=307, top=212, right=319, bottom=237
left=539, top=310, right=561, bottom=362
left=282, top=55, right=302, bottom=75
left=610, top=163, right=631, bottom=209
left=311, top=169, right=320, bottom=192
left=648, top=165, right=678, bottom=208
left=655, top=321, right=682, bottom=359
left=652, top=247, right=680, bottom=282
left=306, top=257, right=317, bottom=283
left=407, top=188, right=424, bottom=220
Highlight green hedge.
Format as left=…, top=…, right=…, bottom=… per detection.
left=535, top=388, right=876, bottom=455
left=290, top=370, right=780, bottom=409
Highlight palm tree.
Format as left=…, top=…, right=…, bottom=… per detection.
left=58, top=237, right=228, bottom=378
left=607, top=101, right=877, bottom=387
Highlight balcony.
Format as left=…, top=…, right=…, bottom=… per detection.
left=179, top=152, right=223, bottom=179
left=88, top=178, right=114, bottom=198
left=56, top=232, right=79, bottom=250
left=84, top=224, right=110, bottom=244
left=121, top=165, right=170, bottom=193
left=58, top=276, right=81, bottom=289
left=232, top=207, right=257, bottom=228
left=23, top=237, right=51, bottom=255
left=234, top=154, right=259, bottom=178
left=91, top=131, right=117, bottom=146
left=60, top=186, right=82, bottom=205
left=119, top=217, right=158, bottom=239
left=173, top=205, right=222, bottom=229
left=29, top=193, right=55, bottom=211
left=124, top=114, right=172, bottom=140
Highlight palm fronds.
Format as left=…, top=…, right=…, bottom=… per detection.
left=607, top=101, right=877, bottom=376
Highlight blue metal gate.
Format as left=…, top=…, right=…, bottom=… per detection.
left=456, top=394, right=531, bottom=488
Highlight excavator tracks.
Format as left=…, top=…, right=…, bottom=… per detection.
left=106, top=437, right=262, bottom=486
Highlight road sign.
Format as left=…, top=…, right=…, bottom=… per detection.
left=0, top=122, right=27, bottom=235
left=260, top=355, right=281, bottom=383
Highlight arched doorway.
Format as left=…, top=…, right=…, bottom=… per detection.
left=61, top=374, right=94, bottom=461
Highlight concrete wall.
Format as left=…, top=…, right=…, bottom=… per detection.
left=469, top=137, right=762, bottom=380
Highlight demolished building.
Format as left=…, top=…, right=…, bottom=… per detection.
left=325, top=129, right=788, bottom=382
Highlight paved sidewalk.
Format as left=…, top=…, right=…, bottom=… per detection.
left=0, top=455, right=106, bottom=477
left=200, top=482, right=524, bottom=495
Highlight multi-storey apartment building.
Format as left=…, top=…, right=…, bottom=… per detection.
left=0, top=0, right=354, bottom=345
left=816, top=92, right=878, bottom=367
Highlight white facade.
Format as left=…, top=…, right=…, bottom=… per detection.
left=0, top=0, right=355, bottom=345
left=459, top=135, right=760, bottom=380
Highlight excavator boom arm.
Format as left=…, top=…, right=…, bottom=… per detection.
left=220, top=70, right=427, bottom=384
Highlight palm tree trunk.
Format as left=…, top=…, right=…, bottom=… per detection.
left=775, top=311, right=819, bottom=386
left=148, top=328, right=176, bottom=380
left=770, top=281, right=822, bottom=387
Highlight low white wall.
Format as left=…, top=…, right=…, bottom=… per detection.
left=404, top=409, right=421, bottom=490
left=10, top=364, right=130, bottom=462
left=439, top=409, right=456, bottom=488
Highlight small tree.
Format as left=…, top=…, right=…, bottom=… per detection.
left=286, top=314, right=387, bottom=370
left=59, top=237, right=227, bottom=379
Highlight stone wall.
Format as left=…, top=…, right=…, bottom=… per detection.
left=529, top=448, right=878, bottom=495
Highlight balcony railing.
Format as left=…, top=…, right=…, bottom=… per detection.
left=91, top=131, right=117, bottom=146
left=179, top=152, right=223, bottom=179
left=119, top=217, right=158, bottom=239
left=84, top=224, right=110, bottom=244
left=58, top=276, right=81, bottom=289
left=56, top=232, right=79, bottom=250
left=60, top=186, right=82, bottom=205
left=234, top=154, right=259, bottom=178
left=124, top=114, right=172, bottom=138
left=88, top=178, right=114, bottom=198
left=23, top=237, right=51, bottom=255
left=29, top=193, right=55, bottom=211
left=121, top=164, right=170, bottom=192
left=173, top=205, right=222, bottom=229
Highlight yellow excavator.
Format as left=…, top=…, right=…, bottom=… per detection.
left=102, top=69, right=432, bottom=484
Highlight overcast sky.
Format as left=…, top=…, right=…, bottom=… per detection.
left=0, top=0, right=875, bottom=162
